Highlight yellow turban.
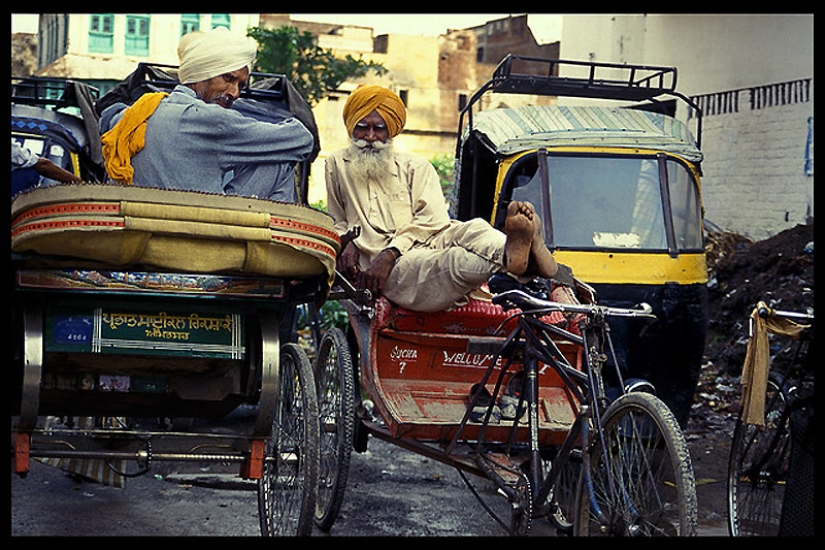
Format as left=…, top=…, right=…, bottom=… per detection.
left=343, top=85, right=406, bottom=138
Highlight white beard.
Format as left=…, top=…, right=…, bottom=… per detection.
left=346, top=138, right=394, bottom=184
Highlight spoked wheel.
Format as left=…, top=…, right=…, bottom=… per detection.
left=727, top=373, right=791, bottom=537
left=545, top=448, right=582, bottom=534
left=510, top=474, right=533, bottom=536
left=575, top=391, right=697, bottom=536
left=314, top=327, right=355, bottom=532
left=258, top=343, right=320, bottom=536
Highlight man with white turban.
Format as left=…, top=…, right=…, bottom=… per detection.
left=99, top=27, right=313, bottom=201
left=325, top=85, right=558, bottom=312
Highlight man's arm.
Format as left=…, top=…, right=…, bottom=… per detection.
left=33, top=158, right=83, bottom=184
left=216, top=107, right=315, bottom=165
left=385, top=156, right=451, bottom=254
left=356, top=247, right=398, bottom=297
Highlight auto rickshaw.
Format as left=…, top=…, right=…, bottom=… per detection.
left=452, top=55, right=707, bottom=427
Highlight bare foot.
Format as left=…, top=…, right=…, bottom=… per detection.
left=504, top=201, right=534, bottom=276
left=523, top=203, right=558, bottom=279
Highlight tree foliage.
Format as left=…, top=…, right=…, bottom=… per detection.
left=429, top=154, right=456, bottom=197
left=247, top=26, right=387, bottom=106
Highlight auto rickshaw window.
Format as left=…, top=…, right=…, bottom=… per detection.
left=629, top=159, right=668, bottom=250
left=540, top=155, right=670, bottom=251
left=666, top=160, right=704, bottom=250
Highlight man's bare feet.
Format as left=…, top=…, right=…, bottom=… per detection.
left=522, top=203, right=558, bottom=279
left=504, top=201, right=534, bottom=276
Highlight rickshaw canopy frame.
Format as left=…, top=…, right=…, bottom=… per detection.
left=458, top=55, right=703, bottom=154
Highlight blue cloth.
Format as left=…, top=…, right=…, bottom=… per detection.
left=99, top=85, right=313, bottom=201
left=12, top=168, right=39, bottom=196
left=12, top=141, right=38, bottom=170
left=12, top=141, right=40, bottom=197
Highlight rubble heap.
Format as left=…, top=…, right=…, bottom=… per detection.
left=690, top=223, right=814, bottom=430
left=704, top=223, right=815, bottom=374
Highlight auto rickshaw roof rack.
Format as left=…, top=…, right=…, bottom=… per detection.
left=460, top=54, right=702, bottom=148
left=489, top=55, right=678, bottom=101
left=11, top=76, right=99, bottom=109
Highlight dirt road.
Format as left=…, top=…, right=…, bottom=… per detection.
left=19, top=223, right=811, bottom=537
left=11, top=413, right=730, bottom=537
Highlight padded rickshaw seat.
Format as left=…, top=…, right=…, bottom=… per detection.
left=11, top=184, right=340, bottom=286
left=375, top=294, right=572, bottom=336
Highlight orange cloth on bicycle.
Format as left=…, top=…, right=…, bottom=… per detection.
left=101, top=92, right=168, bottom=185
left=740, top=301, right=810, bottom=425
left=342, top=85, right=406, bottom=138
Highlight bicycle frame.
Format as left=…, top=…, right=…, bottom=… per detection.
left=451, top=289, right=657, bottom=526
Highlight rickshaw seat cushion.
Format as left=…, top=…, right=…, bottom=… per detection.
left=376, top=296, right=569, bottom=336
left=11, top=184, right=340, bottom=287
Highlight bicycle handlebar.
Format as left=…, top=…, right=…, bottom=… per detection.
left=756, top=304, right=814, bottom=323
left=329, top=270, right=372, bottom=304
left=492, top=289, right=656, bottom=319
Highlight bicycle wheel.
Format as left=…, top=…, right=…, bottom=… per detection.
left=291, top=302, right=325, bottom=361
left=546, top=447, right=582, bottom=534
left=727, top=372, right=791, bottom=537
left=575, top=391, right=697, bottom=536
left=314, top=327, right=355, bottom=532
left=258, top=343, right=320, bottom=536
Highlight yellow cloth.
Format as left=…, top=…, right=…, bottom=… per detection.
left=101, top=92, right=168, bottom=185
left=343, top=85, right=406, bottom=138
left=740, top=301, right=810, bottom=425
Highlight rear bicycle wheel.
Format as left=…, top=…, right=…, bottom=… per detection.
left=576, top=391, right=697, bottom=536
left=258, top=343, right=320, bottom=536
left=546, top=448, right=582, bottom=534
left=314, top=327, right=355, bottom=532
left=727, top=372, right=791, bottom=537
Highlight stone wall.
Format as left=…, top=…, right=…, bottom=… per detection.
left=11, top=33, right=37, bottom=77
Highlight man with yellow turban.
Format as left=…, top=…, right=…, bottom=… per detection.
left=325, top=85, right=557, bottom=312
left=99, top=27, right=313, bottom=201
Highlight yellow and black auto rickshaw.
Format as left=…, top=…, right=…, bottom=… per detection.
left=453, top=55, right=707, bottom=427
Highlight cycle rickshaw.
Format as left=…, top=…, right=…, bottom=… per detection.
left=314, top=269, right=697, bottom=536
left=11, top=70, right=336, bottom=536
left=311, top=56, right=700, bottom=536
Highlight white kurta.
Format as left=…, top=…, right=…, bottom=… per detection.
left=325, top=147, right=507, bottom=311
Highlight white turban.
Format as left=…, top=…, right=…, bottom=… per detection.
left=177, top=27, right=257, bottom=85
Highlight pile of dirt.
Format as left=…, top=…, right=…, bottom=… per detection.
left=703, top=223, right=815, bottom=374
left=689, top=223, right=814, bottom=431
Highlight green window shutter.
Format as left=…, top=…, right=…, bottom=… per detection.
left=181, top=14, right=200, bottom=36
left=89, top=14, right=114, bottom=54
left=125, top=15, right=150, bottom=57
left=210, top=14, right=231, bottom=30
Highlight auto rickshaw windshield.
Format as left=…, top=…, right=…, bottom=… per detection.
left=508, top=153, right=703, bottom=253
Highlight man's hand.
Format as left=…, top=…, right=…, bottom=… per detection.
left=357, top=248, right=398, bottom=297
left=338, top=226, right=361, bottom=254
left=337, top=242, right=361, bottom=282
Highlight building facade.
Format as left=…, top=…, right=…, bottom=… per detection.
left=35, top=14, right=260, bottom=95
left=258, top=14, right=558, bottom=204
left=26, top=13, right=560, bottom=205
left=558, top=14, right=814, bottom=240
